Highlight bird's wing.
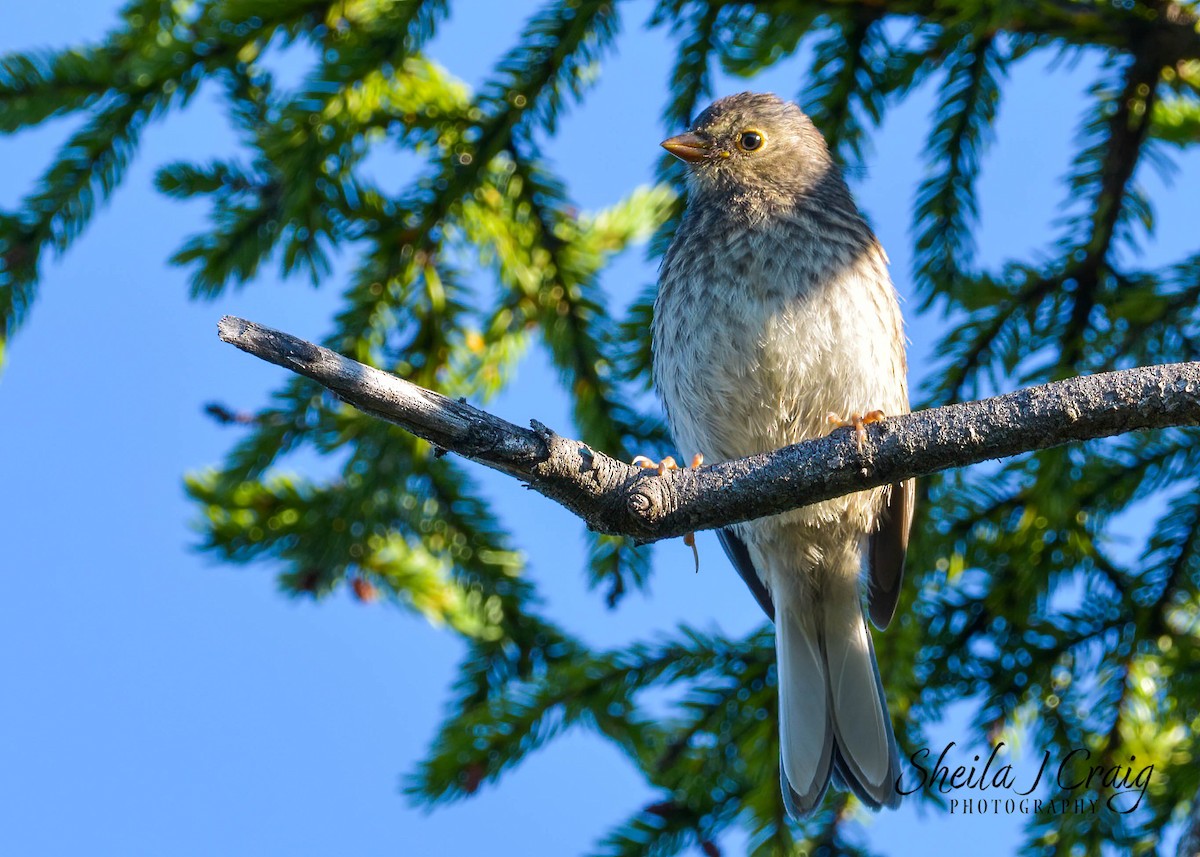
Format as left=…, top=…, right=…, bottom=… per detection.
left=867, top=478, right=915, bottom=630
left=716, top=528, right=774, bottom=619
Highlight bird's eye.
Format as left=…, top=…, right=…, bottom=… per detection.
left=737, top=130, right=764, bottom=152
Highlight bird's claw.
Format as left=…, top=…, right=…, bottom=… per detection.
left=827, top=410, right=886, bottom=452
left=631, top=453, right=704, bottom=569
left=632, top=452, right=703, bottom=474
left=632, top=454, right=678, bottom=475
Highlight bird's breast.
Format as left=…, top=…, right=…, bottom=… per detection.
left=653, top=214, right=907, bottom=470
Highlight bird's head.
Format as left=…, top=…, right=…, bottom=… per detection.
left=662, top=92, right=837, bottom=210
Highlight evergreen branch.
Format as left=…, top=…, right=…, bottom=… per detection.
left=402, top=0, right=618, bottom=241
left=1, top=93, right=154, bottom=346
left=212, top=0, right=446, bottom=56
left=412, top=625, right=752, bottom=804
left=1141, top=489, right=1200, bottom=639
left=479, top=0, right=621, bottom=138
left=590, top=799, right=710, bottom=857
left=802, top=0, right=1200, bottom=63
left=0, top=47, right=120, bottom=131
left=315, top=4, right=618, bottom=356
left=24, top=95, right=148, bottom=250
left=659, top=0, right=721, bottom=130
left=501, top=153, right=668, bottom=458
left=933, top=428, right=1200, bottom=550
left=1060, top=50, right=1164, bottom=366
left=1094, top=256, right=1200, bottom=371
left=1151, top=89, right=1200, bottom=145
left=801, top=10, right=883, bottom=167
left=913, top=35, right=1003, bottom=302
left=618, top=283, right=661, bottom=396
left=929, top=271, right=1058, bottom=403
left=504, top=150, right=627, bottom=451
left=1177, top=784, right=1200, bottom=857
left=218, top=315, right=1200, bottom=544
left=185, top=467, right=523, bottom=636
left=169, top=177, right=285, bottom=297
left=713, top=5, right=822, bottom=80
left=465, top=151, right=671, bottom=598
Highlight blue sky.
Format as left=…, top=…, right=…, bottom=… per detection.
left=3, top=3, right=1198, bottom=856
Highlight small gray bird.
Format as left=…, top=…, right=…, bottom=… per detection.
left=653, top=92, right=914, bottom=816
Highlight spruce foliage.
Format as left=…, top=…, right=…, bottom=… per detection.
left=4, top=1, right=1200, bottom=853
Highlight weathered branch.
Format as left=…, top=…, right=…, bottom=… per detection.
left=217, top=315, right=1200, bottom=543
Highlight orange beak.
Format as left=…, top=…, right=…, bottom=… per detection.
left=661, top=132, right=711, bottom=163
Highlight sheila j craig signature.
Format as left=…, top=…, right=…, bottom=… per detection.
left=896, top=742, right=1153, bottom=815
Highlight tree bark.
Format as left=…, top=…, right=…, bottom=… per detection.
left=217, top=315, right=1200, bottom=544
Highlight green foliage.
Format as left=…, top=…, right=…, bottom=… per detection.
left=5, top=0, right=1200, bottom=854
left=912, top=33, right=1005, bottom=303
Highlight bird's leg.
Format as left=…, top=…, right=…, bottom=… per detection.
left=631, top=452, right=704, bottom=571
left=826, top=410, right=886, bottom=452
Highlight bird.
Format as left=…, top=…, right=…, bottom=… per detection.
left=651, top=91, right=914, bottom=817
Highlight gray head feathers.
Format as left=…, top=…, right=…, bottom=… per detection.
left=667, top=92, right=847, bottom=212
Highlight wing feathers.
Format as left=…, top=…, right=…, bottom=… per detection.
left=867, top=479, right=915, bottom=629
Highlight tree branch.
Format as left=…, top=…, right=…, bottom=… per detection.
left=815, top=0, right=1200, bottom=64
left=217, top=315, right=1200, bottom=544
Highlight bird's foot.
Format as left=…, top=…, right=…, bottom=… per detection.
left=632, top=454, right=678, bottom=475
left=631, top=451, right=704, bottom=473
left=827, top=410, right=886, bottom=452
left=631, top=453, right=704, bottom=571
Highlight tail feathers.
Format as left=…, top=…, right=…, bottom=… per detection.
left=824, top=582, right=901, bottom=809
left=775, top=604, right=834, bottom=815
left=775, top=586, right=900, bottom=817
